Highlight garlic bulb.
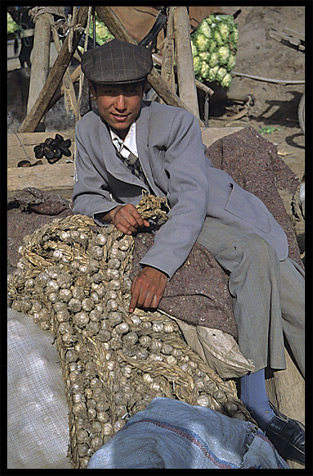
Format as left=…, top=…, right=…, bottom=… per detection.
left=73, top=311, right=90, bottom=328
left=197, top=394, right=210, bottom=407
left=102, top=423, right=113, bottom=436
left=68, top=298, right=82, bottom=313
left=95, top=234, right=107, bottom=246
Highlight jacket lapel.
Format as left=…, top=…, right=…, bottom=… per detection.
left=136, top=103, right=159, bottom=194
left=98, top=115, right=147, bottom=189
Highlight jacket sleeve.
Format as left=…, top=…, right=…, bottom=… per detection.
left=139, top=108, right=210, bottom=278
left=72, top=115, right=121, bottom=223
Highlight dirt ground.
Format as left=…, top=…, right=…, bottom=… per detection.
left=7, top=6, right=305, bottom=268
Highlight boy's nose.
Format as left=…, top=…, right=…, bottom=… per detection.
left=115, top=95, right=127, bottom=110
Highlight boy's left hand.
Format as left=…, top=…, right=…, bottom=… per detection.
left=129, top=266, right=168, bottom=313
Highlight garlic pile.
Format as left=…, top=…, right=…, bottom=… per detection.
left=8, top=214, right=252, bottom=469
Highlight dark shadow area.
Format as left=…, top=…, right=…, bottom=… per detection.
left=252, top=90, right=302, bottom=129
left=197, top=83, right=229, bottom=120
left=286, top=132, right=305, bottom=149
left=296, top=232, right=305, bottom=256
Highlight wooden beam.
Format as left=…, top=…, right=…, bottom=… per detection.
left=27, top=12, right=51, bottom=122
left=161, top=8, right=176, bottom=94
left=95, top=6, right=204, bottom=124
left=51, top=26, right=79, bottom=120
left=8, top=164, right=75, bottom=193
left=48, top=65, right=82, bottom=110
left=173, top=7, right=199, bottom=119
left=18, top=6, right=89, bottom=133
left=8, top=131, right=75, bottom=197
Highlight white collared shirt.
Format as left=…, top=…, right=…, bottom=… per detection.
left=110, top=122, right=138, bottom=162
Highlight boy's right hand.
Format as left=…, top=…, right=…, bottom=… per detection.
left=107, top=204, right=150, bottom=235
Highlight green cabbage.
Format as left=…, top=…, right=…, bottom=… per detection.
left=197, top=19, right=212, bottom=38
left=207, top=65, right=219, bottom=82
left=227, top=54, right=236, bottom=71
left=229, top=24, right=239, bottom=49
left=193, top=56, right=201, bottom=75
left=208, top=52, right=219, bottom=68
left=200, top=61, right=210, bottom=80
left=218, top=21, right=231, bottom=41
left=7, top=13, right=19, bottom=34
left=213, top=29, right=224, bottom=46
left=199, top=51, right=210, bottom=62
left=194, top=32, right=211, bottom=52
left=88, top=16, right=114, bottom=45
left=207, top=39, right=217, bottom=52
left=206, top=15, right=215, bottom=25
left=221, top=72, right=232, bottom=88
left=217, top=45, right=230, bottom=65
left=191, top=42, right=198, bottom=57
left=216, top=66, right=228, bottom=83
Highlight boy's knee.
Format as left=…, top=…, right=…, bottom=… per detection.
left=241, top=234, right=278, bottom=262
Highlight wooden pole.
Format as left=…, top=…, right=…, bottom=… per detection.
left=18, top=6, right=89, bottom=133
left=51, top=26, right=79, bottom=121
left=95, top=6, right=204, bottom=125
left=161, top=8, right=176, bottom=94
left=48, top=65, right=82, bottom=110
left=153, top=53, right=214, bottom=97
left=26, top=11, right=52, bottom=130
left=173, top=7, right=200, bottom=119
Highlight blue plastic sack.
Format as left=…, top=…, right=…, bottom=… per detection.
left=88, top=397, right=289, bottom=469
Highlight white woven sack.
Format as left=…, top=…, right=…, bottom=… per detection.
left=7, top=308, right=71, bottom=469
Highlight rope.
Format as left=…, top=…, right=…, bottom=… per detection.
left=28, top=6, right=64, bottom=23
left=28, top=6, right=85, bottom=48
left=14, top=133, right=31, bottom=161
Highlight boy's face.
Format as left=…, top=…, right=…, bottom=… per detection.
left=90, top=82, right=145, bottom=139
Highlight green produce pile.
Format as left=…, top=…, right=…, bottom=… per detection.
left=7, top=12, right=19, bottom=34
left=191, top=14, right=238, bottom=88
left=88, top=13, right=114, bottom=45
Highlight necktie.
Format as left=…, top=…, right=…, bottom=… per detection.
left=115, top=148, right=151, bottom=190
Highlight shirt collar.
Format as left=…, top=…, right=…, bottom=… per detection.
left=110, top=122, right=138, bottom=157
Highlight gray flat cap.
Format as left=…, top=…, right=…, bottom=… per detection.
left=81, top=39, right=153, bottom=84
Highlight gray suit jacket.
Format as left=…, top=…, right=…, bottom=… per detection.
left=72, top=101, right=288, bottom=277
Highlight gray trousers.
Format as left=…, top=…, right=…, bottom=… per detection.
left=197, top=218, right=305, bottom=378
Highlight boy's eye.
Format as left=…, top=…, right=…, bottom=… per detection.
left=125, top=86, right=141, bottom=95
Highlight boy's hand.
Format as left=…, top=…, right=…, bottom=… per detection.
left=105, top=204, right=150, bottom=234
left=129, top=266, right=168, bottom=313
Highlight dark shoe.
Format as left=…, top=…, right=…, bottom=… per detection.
left=264, top=407, right=305, bottom=465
